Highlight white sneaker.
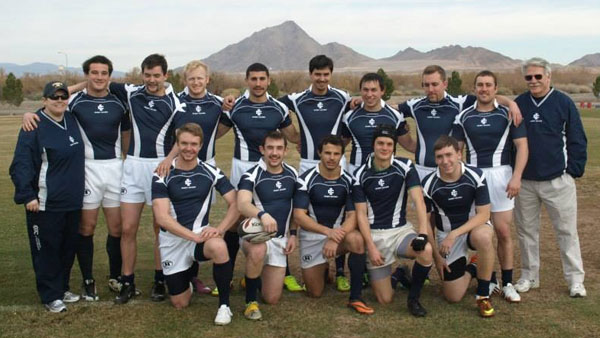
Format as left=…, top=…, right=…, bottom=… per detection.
left=514, top=279, right=539, bottom=293
left=489, top=280, right=500, bottom=296
left=214, top=304, right=233, bottom=325
left=502, top=283, right=521, bottom=303
left=63, top=291, right=81, bottom=303
left=45, top=299, right=67, bottom=313
left=569, top=283, right=587, bottom=298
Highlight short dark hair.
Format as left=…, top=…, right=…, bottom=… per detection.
left=474, top=70, right=497, bottom=87
left=141, top=54, right=168, bottom=75
left=433, top=135, right=460, bottom=153
left=309, top=55, right=334, bottom=73
left=262, top=130, right=287, bottom=148
left=422, top=65, right=447, bottom=81
left=83, top=55, right=113, bottom=75
left=246, top=63, right=269, bottom=78
left=176, top=122, right=204, bottom=145
left=371, top=124, right=397, bottom=152
left=359, top=73, right=384, bottom=91
left=318, top=134, right=345, bottom=153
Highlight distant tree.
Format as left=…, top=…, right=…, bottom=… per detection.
left=167, top=70, right=184, bottom=93
left=447, top=71, right=464, bottom=96
left=377, top=68, right=395, bottom=100
left=123, top=67, right=142, bottom=84
left=593, top=75, right=600, bottom=98
left=268, top=79, right=279, bottom=97
left=2, top=73, right=24, bottom=107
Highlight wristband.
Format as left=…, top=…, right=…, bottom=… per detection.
left=257, top=211, right=266, bottom=219
left=289, top=229, right=297, bottom=236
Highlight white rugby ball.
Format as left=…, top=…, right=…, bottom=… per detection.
left=238, top=217, right=277, bottom=243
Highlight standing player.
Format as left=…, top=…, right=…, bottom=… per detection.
left=353, top=125, right=433, bottom=317
left=152, top=123, right=239, bottom=325
left=22, top=55, right=130, bottom=299
left=421, top=135, right=496, bottom=317
left=513, top=57, right=587, bottom=297
left=237, top=131, right=298, bottom=320
left=293, top=135, right=372, bottom=314
left=453, top=70, right=528, bottom=302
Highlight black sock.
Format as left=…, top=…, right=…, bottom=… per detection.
left=190, top=261, right=199, bottom=279
left=122, top=274, right=134, bottom=285
left=501, top=269, right=512, bottom=286
left=154, top=269, right=164, bottom=283
left=335, top=254, right=345, bottom=276
left=106, top=235, right=122, bottom=279
left=348, top=253, right=366, bottom=300
left=466, top=263, right=477, bottom=278
left=491, top=271, right=497, bottom=284
left=213, top=261, right=232, bottom=306
left=285, top=257, right=291, bottom=276
left=224, top=231, right=240, bottom=274
left=245, top=276, right=260, bottom=303
left=477, top=279, right=491, bottom=298
left=77, top=234, right=94, bottom=280
left=408, top=262, right=431, bottom=300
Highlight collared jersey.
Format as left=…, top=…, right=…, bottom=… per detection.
left=515, top=88, right=587, bottom=180
left=68, top=89, right=130, bottom=160
left=453, top=100, right=526, bottom=168
left=110, top=83, right=184, bottom=158
left=341, top=103, right=407, bottom=167
left=353, top=156, right=420, bottom=230
left=398, top=93, right=475, bottom=167
left=238, top=159, right=297, bottom=237
left=172, top=89, right=225, bottom=162
left=294, top=165, right=354, bottom=229
left=221, top=91, right=292, bottom=161
left=151, top=160, right=234, bottom=232
left=10, top=109, right=85, bottom=211
left=421, top=163, right=490, bottom=232
left=279, top=85, right=350, bottom=160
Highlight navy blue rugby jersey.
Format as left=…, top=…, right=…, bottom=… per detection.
left=453, top=100, right=526, bottom=168
left=398, top=93, right=475, bottom=167
left=352, top=156, right=420, bottom=230
left=293, top=165, right=354, bottom=229
left=68, top=89, right=130, bottom=160
left=341, top=103, right=407, bottom=167
left=238, top=159, right=297, bottom=237
left=10, top=109, right=85, bottom=211
left=152, top=159, right=234, bottom=232
left=110, top=83, right=185, bottom=158
left=221, top=91, right=292, bottom=162
left=279, top=85, right=350, bottom=161
left=421, top=163, right=490, bottom=232
left=171, top=89, right=225, bottom=162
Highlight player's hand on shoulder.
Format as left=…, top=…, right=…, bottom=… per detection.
left=349, top=97, right=362, bottom=110
left=22, top=112, right=40, bottom=132
left=508, top=101, right=523, bottom=127
left=154, top=158, right=172, bottom=177
left=260, top=213, right=278, bottom=234
left=322, top=240, right=339, bottom=258
left=222, top=95, right=235, bottom=111
left=25, top=199, right=39, bottom=212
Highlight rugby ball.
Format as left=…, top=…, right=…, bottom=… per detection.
left=238, top=217, right=277, bottom=243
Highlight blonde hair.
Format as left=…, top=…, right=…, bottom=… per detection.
left=183, top=60, right=209, bottom=79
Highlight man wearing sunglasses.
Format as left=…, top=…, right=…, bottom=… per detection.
left=513, top=57, right=587, bottom=298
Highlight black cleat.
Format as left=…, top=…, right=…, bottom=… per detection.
left=391, top=265, right=412, bottom=290
left=151, top=281, right=166, bottom=302
left=114, top=282, right=136, bottom=304
left=82, top=279, right=99, bottom=301
left=407, top=298, right=427, bottom=317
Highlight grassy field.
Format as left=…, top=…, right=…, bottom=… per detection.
left=0, top=109, right=598, bottom=338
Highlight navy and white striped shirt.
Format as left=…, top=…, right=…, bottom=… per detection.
left=279, top=85, right=350, bottom=160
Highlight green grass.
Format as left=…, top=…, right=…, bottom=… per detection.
left=0, top=109, right=599, bottom=338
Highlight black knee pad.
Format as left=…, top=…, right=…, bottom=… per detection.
left=164, top=267, right=192, bottom=296
left=443, top=257, right=467, bottom=282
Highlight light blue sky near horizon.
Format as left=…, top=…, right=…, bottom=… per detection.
left=3, top=0, right=599, bottom=72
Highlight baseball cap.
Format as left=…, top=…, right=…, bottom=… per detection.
left=43, top=81, right=69, bottom=98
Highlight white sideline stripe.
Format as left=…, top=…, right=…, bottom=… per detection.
left=0, top=299, right=155, bottom=312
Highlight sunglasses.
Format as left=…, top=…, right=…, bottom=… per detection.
left=47, top=93, right=69, bottom=100
left=524, top=74, right=544, bottom=81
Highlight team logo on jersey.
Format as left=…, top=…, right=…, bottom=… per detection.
left=185, top=179, right=192, bottom=186
left=98, top=104, right=104, bottom=111
left=145, top=100, right=157, bottom=111
left=368, top=118, right=376, bottom=126
left=121, top=187, right=127, bottom=195
left=252, top=108, right=266, bottom=119
left=84, top=189, right=91, bottom=196
left=328, top=187, right=334, bottom=195
left=256, top=109, right=262, bottom=116
left=273, top=180, right=287, bottom=192
left=94, top=103, right=108, bottom=114
left=162, top=260, right=174, bottom=269
left=182, top=178, right=196, bottom=190
left=68, top=136, right=79, bottom=146
left=451, top=189, right=458, bottom=197
left=314, top=101, right=327, bottom=112
left=448, top=189, right=463, bottom=201
left=324, top=186, right=338, bottom=199
left=431, top=109, right=437, bottom=116
left=375, top=178, right=389, bottom=191
left=531, top=112, right=542, bottom=123
left=195, top=105, right=201, bottom=113
left=427, top=108, right=440, bottom=119
left=477, top=117, right=490, bottom=127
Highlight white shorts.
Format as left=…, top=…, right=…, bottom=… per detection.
left=120, top=156, right=162, bottom=205
left=415, top=164, right=436, bottom=181
left=241, top=236, right=289, bottom=268
left=367, top=224, right=417, bottom=270
left=83, top=159, right=122, bottom=209
left=481, top=165, right=514, bottom=212
left=299, top=155, right=348, bottom=176
left=230, top=158, right=258, bottom=188
left=159, top=226, right=207, bottom=276
left=299, top=229, right=328, bottom=269
left=436, top=221, right=492, bottom=265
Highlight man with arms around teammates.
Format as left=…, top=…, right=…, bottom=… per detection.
left=152, top=123, right=239, bottom=325
left=353, top=125, right=433, bottom=317
left=453, top=70, right=528, bottom=303
left=237, top=131, right=298, bottom=320
left=421, top=136, right=496, bottom=317
left=293, top=135, right=372, bottom=314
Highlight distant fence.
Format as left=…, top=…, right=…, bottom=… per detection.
left=579, top=102, right=600, bottom=109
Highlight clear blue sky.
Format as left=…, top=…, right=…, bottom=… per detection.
left=3, top=0, right=599, bottom=71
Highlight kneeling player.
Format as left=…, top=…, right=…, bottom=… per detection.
left=237, top=131, right=298, bottom=320
left=421, top=135, right=496, bottom=318
left=152, top=123, right=239, bottom=325
left=293, top=135, right=372, bottom=314
left=354, top=125, right=433, bottom=317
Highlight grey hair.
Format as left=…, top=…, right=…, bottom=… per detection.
left=522, top=57, right=551, bottom=75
